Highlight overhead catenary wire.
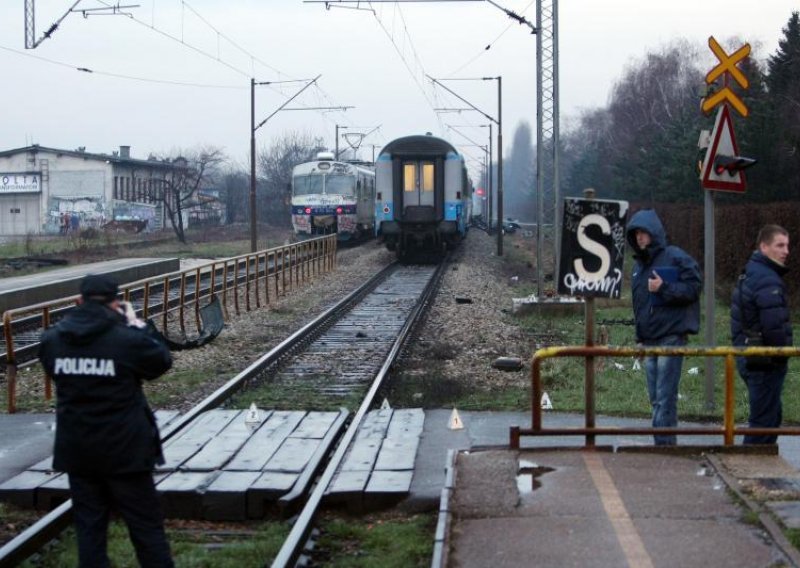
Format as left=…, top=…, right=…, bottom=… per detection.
left=364, top=1, right=450, bottom=137
left=0, top=44, right=244, bottom=89
left=64, top=1, right=358, bottom=138
left=446, top=0, right=535, bottom=77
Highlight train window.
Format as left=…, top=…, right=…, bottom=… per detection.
left=326, top=175, right=356, bottom=195
left=422, top=163, right=434, bottom=192
left=293, top=174, right=324, bottom=196
left=403, top=164, right=417, bottom=192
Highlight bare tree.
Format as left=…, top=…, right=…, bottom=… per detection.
left=156, top=147, right=227, bottom=243
left=220, top=167, right=249, bottom=225
left=256, top=132, right=325, bottom=227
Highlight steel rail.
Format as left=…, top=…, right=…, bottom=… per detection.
left=0, top=259, right=396, bottom=568
left=271, top=258, right=447, bottom=568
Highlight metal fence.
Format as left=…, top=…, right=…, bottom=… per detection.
left=2, top=235, right=337, bottom=413
left=511, top=345, right=800, bottom=448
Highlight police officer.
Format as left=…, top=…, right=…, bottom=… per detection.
left=39, top=274, right=174, bottom=567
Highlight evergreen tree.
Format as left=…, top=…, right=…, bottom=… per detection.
left=504, top=122, right=536, bottom=221
left=765, top=11, right=800, bottom=199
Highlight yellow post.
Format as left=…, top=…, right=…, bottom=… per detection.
left=724, top=353, right=735, bottom=445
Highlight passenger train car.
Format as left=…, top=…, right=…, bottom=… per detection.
left=291, top=152, right=376, bottom=241
left=375, top=134, right=472, bottom=258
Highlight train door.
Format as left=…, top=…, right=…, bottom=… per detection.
left=401, top=160, right=435, bottom=221
left=356, top=174, right=373, bottom=226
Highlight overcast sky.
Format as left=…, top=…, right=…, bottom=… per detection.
left=1, top=1, right=797, bottom=180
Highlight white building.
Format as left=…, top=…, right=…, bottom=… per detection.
left=0, top=144, right=181, bottom=236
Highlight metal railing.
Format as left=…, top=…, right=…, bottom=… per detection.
left=510, top=345, right=800, bottom=448
left=2, top=235, right=337, bottom=413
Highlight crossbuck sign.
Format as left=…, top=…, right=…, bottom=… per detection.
left=558, top=197, right=629, bottom=299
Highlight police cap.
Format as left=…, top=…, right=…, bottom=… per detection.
left=79, top=274, right=120, bottom=302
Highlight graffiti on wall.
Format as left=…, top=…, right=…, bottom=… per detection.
left=113, top=202, right=156, bottom=230
left=47, top=196, right=110, bottom=235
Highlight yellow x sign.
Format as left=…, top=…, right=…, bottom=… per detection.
left=705, top=36, right=750, bottom=89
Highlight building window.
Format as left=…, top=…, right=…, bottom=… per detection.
left=113, top=176, right=118, bottom=200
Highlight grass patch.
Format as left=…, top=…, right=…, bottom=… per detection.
left=444, top=386, right=530, bottom=411
left=131, top=239, right=253, bottom=260
left=22, top=500, right=432, bottom=567
left=20, top=519, right=290, bottom=567
left=143, top=368, right=221, bottom=407
left=786, top=528, right=800, bottom=551
left=313, top=512, right=434, bottom=567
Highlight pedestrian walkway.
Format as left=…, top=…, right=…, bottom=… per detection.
left=440, top=448, right=797, bottom=568
left=0, top=257, right=178, bottom=313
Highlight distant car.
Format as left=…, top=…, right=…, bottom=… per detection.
left=502, top=218, right=520, bottom=233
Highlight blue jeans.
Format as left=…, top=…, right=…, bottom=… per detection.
left=644, top=334, right=686, bottom=445
left=737, top=359, right=787, bottom=444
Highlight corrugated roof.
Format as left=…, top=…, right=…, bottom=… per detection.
left=0, top=145, right=179, bottom=170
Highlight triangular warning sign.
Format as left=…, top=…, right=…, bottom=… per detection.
left=541, top=392, right=553, bottom=410
left=448, top=407, right=464, bottom=430
left=701, top=105, right=746, bottom=192
left=380, top=398, right=391, bottom=410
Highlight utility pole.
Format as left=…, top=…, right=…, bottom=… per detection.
left=428, top=75, right=503, bottom=255
left=496, top=76, right=503, bottom=256
left=249, top=75, right=323, bottom=252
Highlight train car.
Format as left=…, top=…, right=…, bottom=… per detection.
left=291, top=152, right=376, bottom=241
left=375, top=134, right=471, bottom=258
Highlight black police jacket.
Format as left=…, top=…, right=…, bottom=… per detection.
left=39, top=301, right=172, bottom=475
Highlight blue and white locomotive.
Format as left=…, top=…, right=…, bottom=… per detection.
left=375, top=134, right=472, bottom=258
left=291, top=152, right=376, bottom=241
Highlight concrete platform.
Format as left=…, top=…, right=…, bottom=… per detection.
left=443, top=449, right=794, bottom=568
left=0, top=257, right=180, bottom=313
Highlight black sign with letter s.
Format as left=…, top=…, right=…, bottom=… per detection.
left=558, top=198, right=629, bottom=299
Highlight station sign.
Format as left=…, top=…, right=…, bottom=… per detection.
left=558, top=197, right=629, bottom=299
left=0, top=173, right=40, bottom=194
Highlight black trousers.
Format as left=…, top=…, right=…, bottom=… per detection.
left=68, top=472, right=173, bottom=568
left=738, top=359, right=787, bottom=445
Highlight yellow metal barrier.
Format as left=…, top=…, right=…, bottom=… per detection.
left=2, top=235, right=337, bottom=413
left=510, top=345, right=800, bottom=448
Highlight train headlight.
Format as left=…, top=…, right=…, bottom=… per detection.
left=304, top=207, right=312, bottom=215
left=336, top=207, right=343, bottom=214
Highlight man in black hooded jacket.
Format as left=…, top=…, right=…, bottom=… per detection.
left=731, top=225, right=792, bottom=444
left=39, top=274, right=174, bottom=567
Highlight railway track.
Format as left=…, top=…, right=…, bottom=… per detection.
left=0, top=257, right=446, bottom=567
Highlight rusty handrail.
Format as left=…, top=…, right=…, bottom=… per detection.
left=2, top=235, right=337, bottom=412
left=511, top=345, right=800, bottom=448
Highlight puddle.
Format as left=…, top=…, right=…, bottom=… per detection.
left=516, top=460, right=555, bottom=495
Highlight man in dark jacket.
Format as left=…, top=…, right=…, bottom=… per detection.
left=730, top=225, right=792, bottom=445
left=626, top=210, right=701, bottom=445
left=39, top=274, right=174, bottom=567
